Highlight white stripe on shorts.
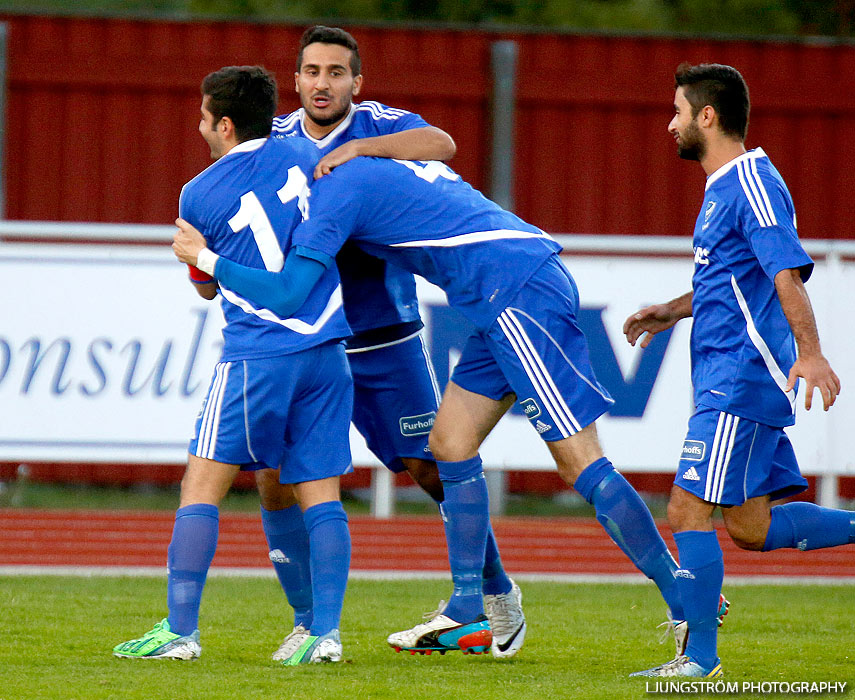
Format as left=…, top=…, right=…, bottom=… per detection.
left=703, top=411, right=739, bottom=503
left=497, top=309, right=581, bottom=438
left=197, top=362, right=230, bottom=460
left=417, top=333, right=442, bottom=406
left=242, top=361, right=257, bottom=463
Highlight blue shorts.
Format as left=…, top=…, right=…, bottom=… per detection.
left=675, top=406, right=808, bottom=506
left=451, top=256, right=614, bottom=441
left=190, top=343, right=354, bottom=484
left=347, top=331, right=438, bottom=473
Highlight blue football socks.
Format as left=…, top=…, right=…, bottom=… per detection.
left=674, top=530, right=724, bottom=670
left=303, top=501, right=350, bottom=637
left=437, top=456, right=490, bottom=622
left=574, top=457, right=684, bottom=620
left=428, top=475, right=511, bottom=597
left=763, top=501, right=855, bottom=551
left=261, top=504, right=313, bottom=628
left=482, top=526, right=513, bottom=596
left=167, top=503, right=219, bottom=635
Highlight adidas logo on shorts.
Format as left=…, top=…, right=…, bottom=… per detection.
left=535, top=420, right=552, bottom=434
left=682, top=466, right=701, bottom=482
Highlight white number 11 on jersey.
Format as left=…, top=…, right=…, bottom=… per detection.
left=227, top=165, right=310, bottom=273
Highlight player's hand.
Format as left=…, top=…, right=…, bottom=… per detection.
left=623, top=304, right=681, bottom=348
left=786, top=354, right=841, bottom=411
left=173, top=218, right=208, bottom=266
left=314, top=141, right=359, bottom=179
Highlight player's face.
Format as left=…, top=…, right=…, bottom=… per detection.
left=198, top=96, right=227, bottom=160
left=295, top=42, right=363, bottom=131
left=668, top=87, right=706, bottom=162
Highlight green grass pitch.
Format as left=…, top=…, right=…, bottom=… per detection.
left=3, top=576, right=852, bottom=700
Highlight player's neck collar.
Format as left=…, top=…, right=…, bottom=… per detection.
left=300, top=103, right=357, bottom=148
left=705, top=147, right=767, bottom=191
left=225, top=138, right=267, bottom=157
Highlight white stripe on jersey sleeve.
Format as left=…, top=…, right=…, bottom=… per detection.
left=737, top=160, right=773, bottom=227
left=730, top=275, right=796, bottom=410
left=272, top=111, right=302, bottom=133
left=750, top=157, right=778, bottom=226
left=356, top=101, right=410, bottom=121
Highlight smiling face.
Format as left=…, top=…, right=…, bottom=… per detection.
left=668, top=86, right=706, bottom=162
left=198, top=95, right=229, bottom=160
left=295, top=42, right=362, bottom=137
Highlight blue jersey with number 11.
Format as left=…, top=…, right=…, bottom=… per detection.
left=179, top=137, right=350, bottom=361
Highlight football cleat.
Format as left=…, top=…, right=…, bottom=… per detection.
left=660, top=593, right=730, bottom=658
left=387, top=604, right=492, bottom=655
left=630, top=654, right=722, bottom=678
left=113, top=618, right=201, bottom=660
left=272, top=624, right=310, bottom=661
left=484, top=579, right=526, bottom=659
left=281, top=628, right=342, bottom=665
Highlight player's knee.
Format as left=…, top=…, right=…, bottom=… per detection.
left=724, top=520, right=766, bottom=550
left=428, top=429, right=468, bottom=462
left=666, top=498, right=686, bottom=532
left=666, top=489, right=712, bottom=533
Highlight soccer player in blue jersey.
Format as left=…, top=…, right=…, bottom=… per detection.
left=113, top=66, right=353, bottom=665
left=254, top=26, right=525, bottom=661
left=173, top=155, right=695, bottom=658
left=624, top=63, right=852, bottom=679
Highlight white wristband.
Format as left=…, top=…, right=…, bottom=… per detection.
left=195, top=248, right=220, bottom=277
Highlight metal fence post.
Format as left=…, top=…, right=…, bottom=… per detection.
left=489, top=40, right=518, bottom=212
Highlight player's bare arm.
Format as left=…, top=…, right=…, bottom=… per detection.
left=190, top=277, right=218, bottom=300
left=623, top=291, right=693, bottom=348
left=314, top=126, right=456, bottom=178
left=774, top=267, right=841, bottom=411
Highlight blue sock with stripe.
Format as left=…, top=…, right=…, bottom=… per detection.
left=763, top=502, right=855, bottom=551
left=437, top=456, right=489, bottom=622
left=167, top=503, right=219, bottom=635
left=261, top=504, right=313, bottom=628
left=303, top=501, right=350, bottom=637
left=574, top=457, right=683, bottom=620
left=674, top=530, right=723, bottom=670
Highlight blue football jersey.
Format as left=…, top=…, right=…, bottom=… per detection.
left=292, top=157, right=561, bottom=330
left=690, top=148, right=813, bottom=427
left=272, top=102, right=429, bottom=334
left=179, top=137, right=350, bottom=361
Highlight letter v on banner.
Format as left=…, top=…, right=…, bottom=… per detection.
left=427, top=304, right=672, bottom=420
left=577, top=307, right=673, bottom=418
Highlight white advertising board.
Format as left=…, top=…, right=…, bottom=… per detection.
left=1, top=237, right=853, bottom=476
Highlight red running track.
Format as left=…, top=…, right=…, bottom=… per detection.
left=1, top=509, right=853, bottom=578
